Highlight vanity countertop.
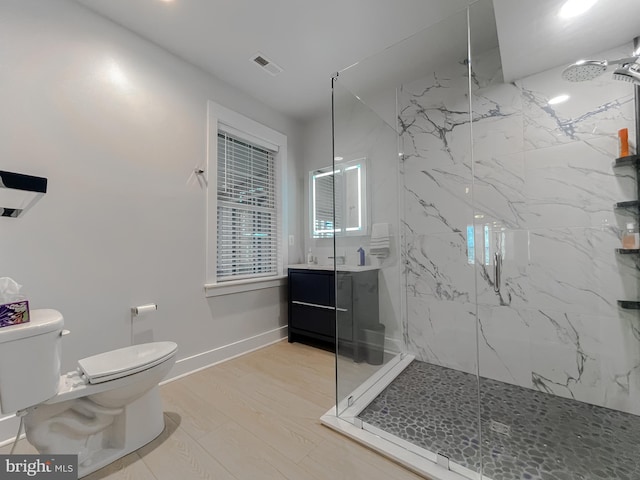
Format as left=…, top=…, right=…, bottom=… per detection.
left=288, top=263, right=379, bottom=272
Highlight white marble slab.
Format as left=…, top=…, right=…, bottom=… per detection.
left=398, top=39, right=640, bottom=415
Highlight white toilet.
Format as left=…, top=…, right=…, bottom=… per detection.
left=0, top=308, right=177, bottom=477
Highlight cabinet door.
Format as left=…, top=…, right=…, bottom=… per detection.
left=290, top=303, right=335, bottom=338
left=289, top=270, right=333, bottom=306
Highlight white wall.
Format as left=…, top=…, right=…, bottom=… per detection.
left=0, top=0, right=303, bottom=439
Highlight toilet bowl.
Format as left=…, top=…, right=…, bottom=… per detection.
left=0, top=309, right=177, bottom=477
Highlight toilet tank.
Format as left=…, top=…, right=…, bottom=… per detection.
left=0, top=309, right=64, bottom=414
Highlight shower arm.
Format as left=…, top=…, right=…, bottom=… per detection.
left=604, top=56, right=639, bottom=67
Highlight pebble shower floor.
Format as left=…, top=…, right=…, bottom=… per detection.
left=358, top=361, right=640, bottom=480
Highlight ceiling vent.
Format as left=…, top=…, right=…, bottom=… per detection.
left=250, top=53, right=283, bottom=76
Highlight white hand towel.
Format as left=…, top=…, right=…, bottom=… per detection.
left=370, top=223, right=391, bottom=258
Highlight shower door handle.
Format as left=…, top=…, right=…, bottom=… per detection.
left=494, top=252, right=502, bottom=293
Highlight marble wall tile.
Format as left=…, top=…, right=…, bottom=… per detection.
left=526, top=227, right=638, bottom=317
left=474, top=227, right=530, bottom=309
left=598, top=308, right=640, bottom=396
left=402, top=158, right=474, bottom=235
left=521, top=141, right=635, bottom=229
left=399, top=66, right=473, bottom=169
left=528, top=309, right=603, bottom=404
left=472, top=152, right=527, bottom=229
left=405, top=297, right=478, bottom=376
left=477, top=305, right=532, bottom=386
left=398, top=40, right=640, bottom=415
left=518, top=44, right=636, bottom=152
left=404, top=232, right=475, bottom=302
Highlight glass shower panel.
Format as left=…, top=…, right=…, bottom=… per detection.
left=393, top=7, right=482, bottom=476
left=333, top=6, right=484, bottom=478
left=471, top=0, right=640, bottom=478
left=331, top=78, right=402, bottom=417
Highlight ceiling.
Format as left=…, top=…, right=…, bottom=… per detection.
left=493, top=0, right=640, bottom=82
left=74, top=0, right=470, bottom=121
left=74, top=0, right=640, bottom=121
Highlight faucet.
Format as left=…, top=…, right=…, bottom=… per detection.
left=328, top=255, right=346, bottom=265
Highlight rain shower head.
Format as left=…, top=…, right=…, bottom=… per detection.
left=561, top=60, right=608, bottom=82
left=613, top=62, right=640, bottom=85
left=561, top=56, right=639, bottom=83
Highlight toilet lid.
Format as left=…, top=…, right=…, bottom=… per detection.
left=78, top=341, right=177, bottom=384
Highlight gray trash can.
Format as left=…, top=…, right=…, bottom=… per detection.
left=361, top=323, right=385, bottom=365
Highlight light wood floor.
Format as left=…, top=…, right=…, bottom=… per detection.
left=2, top=340, right=422, bottom=480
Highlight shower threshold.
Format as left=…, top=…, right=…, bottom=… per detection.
left=323, top=357, right=640, bottom=480
left=321, top=354, right=481, bottom=480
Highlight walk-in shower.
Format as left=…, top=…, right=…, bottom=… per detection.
left=321, top=1, right=640, bottom=479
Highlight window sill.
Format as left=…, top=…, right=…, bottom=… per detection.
left=204, top=275, right=287, bottom=297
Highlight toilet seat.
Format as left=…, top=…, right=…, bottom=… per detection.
left=78, top=341, right=177, bottom=384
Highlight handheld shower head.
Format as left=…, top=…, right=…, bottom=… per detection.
left=561, top=60, right=608, bottom=82
left=613, top=62, right=640, bottom=85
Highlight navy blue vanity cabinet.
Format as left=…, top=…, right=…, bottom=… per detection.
left=287, top=267, right=379, bottom=361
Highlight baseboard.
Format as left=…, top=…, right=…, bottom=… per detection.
left=162, top=325, right=288, bottom=384
left=384, top=336, right=402, bottom=355
left=0, top=415, right=20, bottom=448
left=0, top=326, right=288, bottom=446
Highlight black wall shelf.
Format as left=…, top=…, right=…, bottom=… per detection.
left=616, top=248, right=640, bottom=254
left=614, top=200, right=640, bottom=209
left=619, top=300, right=640, bottom=310
left=614, top=155, right=640, bottom=168
left=614, top=155, right=640, bottom=310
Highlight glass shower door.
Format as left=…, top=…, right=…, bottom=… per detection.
left=331, top=77, right=403, bottom=419
left=469, top=0, right=640, bottom=478
left=334, top=6, right=484, bottom=479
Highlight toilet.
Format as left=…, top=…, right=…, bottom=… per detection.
left=0, top=309, right=177, bottom=477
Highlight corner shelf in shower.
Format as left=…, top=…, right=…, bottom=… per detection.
left=613, top=155, right=640, bottom=310
left=613, top=155, right=640, bottom=168
left=616, top=248, right=640, bottom=254
left=614, top=200, right=640, bottom=209
left=618, top=300, right=640, bottom=310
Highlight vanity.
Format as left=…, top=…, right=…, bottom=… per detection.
left=287, top=264, right=379, bottom=361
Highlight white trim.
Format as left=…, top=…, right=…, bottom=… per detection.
left=337, top=353, right=412, bottom=417
left=327, top=353, right=485, bottom=480
left=219, top=123, right=279, bottom=152
left=206, top=101, right=288, bottom=286
left=384, top=336, right=403, bottom=355
left=204, top=275, right=287, bottom=297
left=321, top=412, right=468, bottom=480
left=162, top=327, right=287, bottom=383
left=0, top=415, right=20, bottom=448
left=0, top=329, right=288, bottom=446
left=323, top=354, right=482, bottom=480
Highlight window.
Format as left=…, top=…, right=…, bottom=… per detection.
left=216, top=132, right=277, bottom=280
left=206, top=101, right=288, bottom=293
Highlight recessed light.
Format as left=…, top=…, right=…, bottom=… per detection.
left=334, top=156, right=343, bottom=161
left=548, top=94, right=570, bottom=105
left=559, top=0, right=598, bottom=18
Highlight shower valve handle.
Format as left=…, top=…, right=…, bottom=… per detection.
left=494, top=252, right=502, bottom=294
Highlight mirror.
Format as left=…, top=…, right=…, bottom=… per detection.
left=310, top=158, right=368, bottom=238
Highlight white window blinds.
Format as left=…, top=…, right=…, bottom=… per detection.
left=217, top=131, right=278, bottom=281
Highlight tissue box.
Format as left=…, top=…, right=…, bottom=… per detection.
left=0, top=298, right=30, bottom=328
